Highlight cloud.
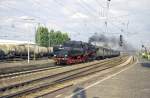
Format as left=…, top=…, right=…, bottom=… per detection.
left=0, top=0, right=150, bottom=48
left=71, top=12, right=89, bottom=19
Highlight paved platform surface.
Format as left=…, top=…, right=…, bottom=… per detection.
left=42, top=58, right=150, bottom=98
left=80, top=59, right=150, bottom=98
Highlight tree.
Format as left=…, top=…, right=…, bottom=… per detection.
left=48, top=30, right=70, bottom=46
left=35, top=26, right=70, bottom=47
left=35, top=26, right=49, bottom=47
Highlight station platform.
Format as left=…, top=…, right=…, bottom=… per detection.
left=69, top=58, right=150, bottom=98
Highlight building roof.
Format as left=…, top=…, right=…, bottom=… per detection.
left=0, top=39, right=35, bottom=45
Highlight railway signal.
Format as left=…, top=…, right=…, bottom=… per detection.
left=141, top=44, right=147, bottom=52
left=142, top=44, right=144, bottom=48
left=119, top=35, right=123, bottom=47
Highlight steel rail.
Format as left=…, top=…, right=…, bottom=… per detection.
left=0, top=56, right=128, bottom=98
left=0, top=57, right=121, bottom=81
left=0, top=65, right=63, bottom=79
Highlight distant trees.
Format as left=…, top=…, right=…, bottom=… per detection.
left=35, top=26, right=70, bottom=47
left=35, top=26, right=49, bottom=47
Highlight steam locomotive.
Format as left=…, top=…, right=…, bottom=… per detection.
left=53, top=41, right=120, bottom=64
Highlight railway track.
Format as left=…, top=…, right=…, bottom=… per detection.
left=0, top=55, right=130, bottom=98
left=36, top=56, right=134, bottom=98
left=0, top=65, right=63, bottom=79
left=0, top=59, right=55, bottom=74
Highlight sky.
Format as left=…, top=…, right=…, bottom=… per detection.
left=0, top=0, right=150, bottom=49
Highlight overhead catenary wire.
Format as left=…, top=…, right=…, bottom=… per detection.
left=0, top=1, right=67, bottom=24
left=28, top=0, right=68, bottom=21
left=94, top=0, right=131, bottom=34
left=53, top=0, right=105, bottom=36
left=0, top=4, right=45, bottom=21
left=0, top=0, right=126, bottom=32
left=41, top=0, right=128, bottom=36
left=0, top=0, right=134, bottom=38
left=74, top=0, right=127, bottom=35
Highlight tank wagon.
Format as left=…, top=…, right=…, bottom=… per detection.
left=0, top=44, right=16, bottom=59
left=0, top=44, right=51, bottom=60
left=53, top=41, right=120, bottom=65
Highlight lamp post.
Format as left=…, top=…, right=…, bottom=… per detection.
left=105, top=0, right=111, bottom=34
left=27, top=41, right=30, bottom=63
left=22, top=18, right=36, bottom=63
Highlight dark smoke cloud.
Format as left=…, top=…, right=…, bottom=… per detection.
left=88, top=34, right=135, bottom=51
left=88, top=34, right=119, bottom=47
left=89, top=34, right=109, bottom=43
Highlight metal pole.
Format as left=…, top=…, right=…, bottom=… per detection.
left=22, top=18, right=35, bottom=63
left=28, top=41, right=30, bottom=63
left=49, top=29, right=50, bottom=47
left=105, top=0, right=111, bottom=34
left=32, top=22, right=38, bottom=60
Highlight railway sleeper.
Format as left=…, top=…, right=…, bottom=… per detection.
left=0, top=56, right=127, bottom=97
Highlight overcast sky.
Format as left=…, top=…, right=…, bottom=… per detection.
left=0, top=0, right=150, bottom=48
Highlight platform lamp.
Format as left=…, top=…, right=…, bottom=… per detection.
left=22, top=18, right=35, bottom=64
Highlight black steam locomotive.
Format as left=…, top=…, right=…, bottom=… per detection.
left=53, top=41, right=120, bottom=65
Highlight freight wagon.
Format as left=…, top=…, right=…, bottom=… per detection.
left=0, top=44, right=52, bottom=60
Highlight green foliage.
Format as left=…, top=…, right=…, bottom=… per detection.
left=36, top=26, right=49, bottom=47
left=35, top=26, right=70, bottom=47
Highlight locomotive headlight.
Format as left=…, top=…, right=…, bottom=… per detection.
left=65, top=54, right=68, bottom=57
